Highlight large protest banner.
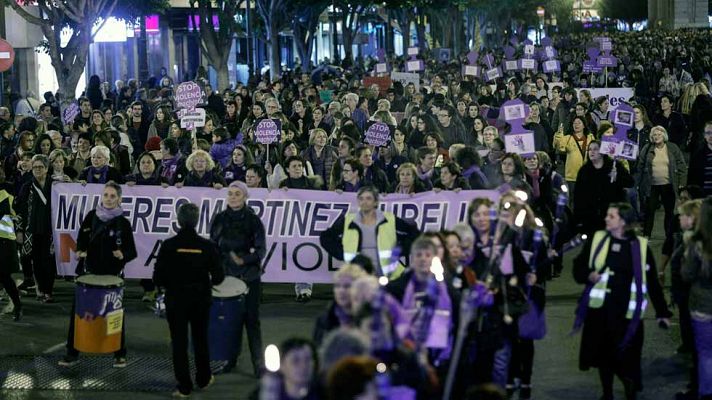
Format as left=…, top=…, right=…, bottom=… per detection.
left=575, top=87, right=634, bottom=110
left=52, top=184, right=498, bottom=284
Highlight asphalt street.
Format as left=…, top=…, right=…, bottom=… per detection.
left=0, top=212, right=690, bottom=400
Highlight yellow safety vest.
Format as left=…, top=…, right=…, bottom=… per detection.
left=587, top=230, right=648, bottom=319
left=342, top=211, right=403, bottom=279
left=0, top=190, right=16, bottom=241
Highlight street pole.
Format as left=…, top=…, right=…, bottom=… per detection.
left=331, top=1, right=339, bottom=64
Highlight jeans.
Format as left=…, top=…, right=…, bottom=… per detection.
left=692, top=317, right=712, bottom=396
left=492, top=339, right=512, bottom=388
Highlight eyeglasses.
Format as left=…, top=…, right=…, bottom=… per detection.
left=343, top=169, right=353, bottom=173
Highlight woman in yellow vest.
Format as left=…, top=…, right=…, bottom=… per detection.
left=0, top=168, right=22, bottom=321
left=319, top=186, right=419, bottom=279
left=573, top=202, right=671, bottom=400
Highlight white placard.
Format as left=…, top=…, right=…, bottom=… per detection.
left=524, top=44, right=535, bottom=55
left=407, top=47, right=419, bottom=56
left=505, top=60, right=518, bottom=70
left=503, top=104, right=526, bottom=121
left=180, top=108, right=206, bottom=128
left=463, top=65, right=480, bottom=76
left=521, top=59, right=536, bottom=69
left=407, top=60, right=422, bottom=71
left=390, top=72, right=420, bottom=90
left=0, top=52, right=10, bottom=60
left=504, top=131, right=536, bottom=155
left=575, top=88, right=634, bottom=111
left=375, top=63, right=388, bottom=73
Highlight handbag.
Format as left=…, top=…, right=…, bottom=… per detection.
left=518, top=287, right=547, bottom=340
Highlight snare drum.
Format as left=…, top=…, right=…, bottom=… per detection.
left=209, top=276, right=248, bottom=363
left=74, top=274, right=125, bottom=354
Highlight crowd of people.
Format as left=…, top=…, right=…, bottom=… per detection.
left=1, top=28, right=712, bottom=399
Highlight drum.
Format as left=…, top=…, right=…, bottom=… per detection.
left=74, top=274, right=124, bottom=354
left=209, top=276, right=248, bottom=363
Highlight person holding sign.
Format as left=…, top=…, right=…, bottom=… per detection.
left=59, top=181, right=137, bottom=368
left=553, top=116, right=596, bottom=203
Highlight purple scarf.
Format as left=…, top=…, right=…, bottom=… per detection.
left=416, top=166, right=434, bottom=182
left=463, top=165, right=489, bottom=187
left=87, top=165, right=108, bottom=183
left=334, top=304, right=352, bottom=327
left=160, top=154, right=181, bottom=183
left=96, top=203, right=124, bottom=222
left=402, top=275, right=452, bottom=352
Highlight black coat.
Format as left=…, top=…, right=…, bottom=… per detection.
left=573, top=233, right=671, bottom=377
left=574, top=159, right=633, bottom=236
left=209, top=206, right=266, bottom=282
left=76, top=210, right=137, bottom=276
left=78, top=166, right=124, bottom=184
left=153, top=228, right=224, bottom=302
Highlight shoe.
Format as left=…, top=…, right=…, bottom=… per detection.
left=13, top=305, right=22, bottom=322
left=198, top=375, right=215, bottom=390
left=113, top=357, right=127, bottom=368
left=42, top=295, right=56, bottom=304
left=519, top=384, right=531, bottom=400
left=295, top=294, right=304, bottom=302
left=214, top=361, right=235, bottom=375
left=302, top=293, right=312, bottom=303
left=172, top=389, right=191, bottom=398
left=17, top=281, right=36, bottom=292
left=58, top=356, right=79, bottom=367
left=141, top=290, right=156, bottom=302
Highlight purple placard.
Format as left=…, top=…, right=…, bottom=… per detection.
left=611, top=103, right=635, bottom=140
left=616, top=139, right=638, bottom=160
left=406, top=60, right=424, bottom=72
left=175, top=81, right=204, bottom=110
left=542, top=60, right=560, bottom=73
left=364, top=122, right=391, bottom=147
left=254, top=118, right=282, bottom=144
left=597, top=55, right=618, bottom=68
left=62, top=102, right=80, bottom=124
left=502, top=99, right=530, bottom=133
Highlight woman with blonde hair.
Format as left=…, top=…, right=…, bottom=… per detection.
left=393, top=162, right=426, bottom=194
left=180, top=150, right=225, bottom=189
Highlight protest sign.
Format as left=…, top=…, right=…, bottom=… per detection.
left=62, top=102, right=80, bottom=124
left=51, top=184, right=499, bottom=283
left=175, top=81, right=204, bottom=110
left=390, top=72, right=420, bottom=91
left=364, top=122, right=392, bottom=147
left=179, top=108, right=206, bottom=129
left=254, top=118, right=282, bottom=145
left=504, top=132, right=536, bottom=157
left=363, top=76, right=392, bottom=95
left=575, top=88, right=633, bottom=111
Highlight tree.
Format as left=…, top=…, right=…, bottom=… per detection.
left=332, top=0, right=373, bottom=64
left=1, top=0, right=168, bottom=100
left=255, top=0, right=289, bottom=81
left=189, top=0, right=244, bottom=90
left=289, top=0, right=330, bottom=71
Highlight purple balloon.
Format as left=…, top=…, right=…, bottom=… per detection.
left=509, top=37, right=519, bottom=46
left=467, top=51, right=479, bottom=65
left=587, top=47, right=600, bottom=60
left=483, top=54, right=495, bottom=68
left=375, top=48, right=386, bottom=62
left=523, top=39, right=533, bottom=46
left=541, top=37, right=552, bottom=47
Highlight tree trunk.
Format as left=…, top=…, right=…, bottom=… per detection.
left=56, top=65, right=84, bottom=101
left=416, top=17, right=426, bottom=51
left=269, top=21, right=281, bottom=81
left=216, top=62, right=230, bottom=91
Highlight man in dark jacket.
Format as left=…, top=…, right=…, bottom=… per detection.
left=154, top=202, right=224, bottom=397
left=209, top=181, right=266, bottom=376
left=687, top=122, right=712, bottom=197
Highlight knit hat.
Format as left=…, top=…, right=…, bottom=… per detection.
left=228, top=180, right=249, bottom=197
left=145, top=136, right=162, bottom=151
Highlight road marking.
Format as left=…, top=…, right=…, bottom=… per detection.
left=43, top=342, right=66, bottom=354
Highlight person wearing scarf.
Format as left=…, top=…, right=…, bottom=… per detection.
left=393, top=163, right=427, bottom=194
left=313, top=264, right=368, bottom=346
left=572, top=202, right=671, bottom=400
left=15, top=154, right=54, bottom=303
left=158, top=137, right=187, bottom=186
left=59, top=181, right=137, bottom=368
left=386, top=237, right=453, bottom=371
left=78, top=145, right=124, bottom=184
